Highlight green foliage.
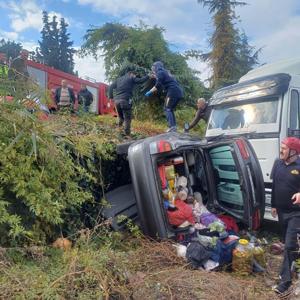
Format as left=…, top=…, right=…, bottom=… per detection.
left=0, top=86, right=166, bottom=246
left=0, top=39, right=22, bottom=60
left=81, top=22, right=208, bottom=120
left=197, top=0, right=260, bottom=89
left=36, top=11, right=75, bottom=74
left=0, top=103, right=94, bottom=244
left=59, top=18, right=76, bottom=74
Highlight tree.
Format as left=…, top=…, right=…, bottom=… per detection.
left=81, top=22, right=208, bottom=116
left=0, top=39, right=22, bottom=61
left=36, top=11, right=53, bottom=64
left=236, top=32, right=260, bottom=79
left=59, top=18, right=75, bottom=74
left=37, top=11, right=75, bottom=74
left=48, top=15, right=60, bottom=70
left=197, top=0, right=259, bottom=88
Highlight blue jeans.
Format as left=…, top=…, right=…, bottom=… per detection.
left=164, top=96, right=181, bottom=128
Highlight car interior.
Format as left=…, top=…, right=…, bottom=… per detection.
left=155, top=145, right=245, bottom=230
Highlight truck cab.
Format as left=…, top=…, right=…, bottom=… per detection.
left=205, top=58, right=300, bottom=219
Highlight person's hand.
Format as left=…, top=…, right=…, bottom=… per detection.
left=292, top=192, right=300, bottom=205
left=150, top=72, right=156, bottom=79
left=145, top=90, right=152, bottom=97
left=271, top=208, right=277, bottom=218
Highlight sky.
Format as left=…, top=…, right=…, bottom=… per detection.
left=1, top=0, right=300, bottom=85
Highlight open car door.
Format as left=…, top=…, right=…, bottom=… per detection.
left=204, top=137, right=265, bottom=230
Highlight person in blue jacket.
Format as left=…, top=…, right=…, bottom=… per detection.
left=145, top=61, right=183, bottom=132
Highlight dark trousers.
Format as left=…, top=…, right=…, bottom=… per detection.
left=115, top=100, right=132, bottom=135
left=164, top=96, right=181, bottom=128
left=279, top=213, right=300, bottom=285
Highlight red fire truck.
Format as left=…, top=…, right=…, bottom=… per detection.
left=26, top=58, right=115, bottom=115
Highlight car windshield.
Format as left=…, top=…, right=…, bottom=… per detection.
left=206, top=97, right=281, bottom=136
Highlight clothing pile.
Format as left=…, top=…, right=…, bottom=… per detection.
left=158, top=163, right=267, bottom=272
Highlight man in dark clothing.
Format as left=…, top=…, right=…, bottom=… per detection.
left=54, top=79, right=76, bottom=112
left=78, top=83, right=93, bottom=112
left=145, top=61, right=183, bottom=132
left=185, top=98, right=211, bottom=132
left=9, top=50, right=30, bottom=80
left=108, top=71, right=149, bottom=136
left=271, top=137, right=300, bottom=295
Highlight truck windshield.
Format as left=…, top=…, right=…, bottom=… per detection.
left=206, top=97, right=281, bottom=136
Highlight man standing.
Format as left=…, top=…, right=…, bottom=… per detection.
left=271, top=137, right=300, bottom=295
left=108, top=69, right=149, bottom=136
left=145, top=61, right=183, bottom=132
left=9, top=50, right=30, bottom=79
left=54, top=79, right=75, bottom=112
left=185, top=98, right=211, bottom=132
left=78, top=84, right=93, bottom=113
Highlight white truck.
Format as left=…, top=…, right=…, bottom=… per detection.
left=205, top=58, right=300, bottom=219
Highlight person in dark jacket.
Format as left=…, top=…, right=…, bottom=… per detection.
left=108, top=70, right=149, bottom=136
left=78, top=83, right=93, bottom=112
left=271, top=137, right=300, bottom=295
left=54, top=79, right=76, bottom=111
left=185, top=98, right=211, bottom=132
left=145, top=61, right=183, bottom=132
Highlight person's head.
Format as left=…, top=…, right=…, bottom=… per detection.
left=196, top=98, right=206, bottom=110
left=128, top=70, right=136, bottom=78
left=280, top=137, right=300, bottom=163
left=20, top=50, right=29, bottom=60
left=0, top=53, right=7, bottom=63
left=151, top=61, right=164, bottom=74
left=61, top=80, right=68, bottom=88
left=80, top=83, right=86, bottom=90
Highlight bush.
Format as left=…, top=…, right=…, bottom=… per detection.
left=0, top=102, right=119, bottom=245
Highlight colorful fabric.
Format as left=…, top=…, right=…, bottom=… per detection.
left=200, top=212, right=219, bottom=227
left=218, top=215, right=239, bottom=233
left=59, top=87, right=71, bottom=106
left=167, top=199, right=195, bottom=226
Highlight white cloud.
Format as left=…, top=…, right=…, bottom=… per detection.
left=2, top=0, right=71, bottom=34
left=74, top=52, right=107, bottom=84
left=0, top=30, right=19, bottom=40
left=253, top=17, right=300, bottom=63
left=77, top=0, right=208, bottom=48
left=236, top=0, right=300, bottom=64
left=187, top=57, right=211, bottom=87
left=6, top=0, right=43, bottom=32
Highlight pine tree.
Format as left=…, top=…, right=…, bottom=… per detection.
left=37, top=11, right=75, bottom=74
left=59, top=18, right=75, bottom=74
left=48, top=15, right=60, bottom=70
left=236, top=32, right=260, bottom=79
left=197, top=0, right=258, bottom=88
left=37, top=11, right=52, bottom=64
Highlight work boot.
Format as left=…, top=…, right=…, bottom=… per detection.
left=273, top=282, right=292, bottom=295
left=166, top=126, right=177, bottom=133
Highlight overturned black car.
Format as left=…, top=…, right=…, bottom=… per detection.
left=103, top=132, right=265, bottom=239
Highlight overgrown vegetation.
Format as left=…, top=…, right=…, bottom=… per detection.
left=0, top=94, right=170, bottom=246
left=0, top=224, right=283, bottom=300
left=81, top=22, right=209, bottom=114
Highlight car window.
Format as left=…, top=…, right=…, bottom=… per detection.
left=289, top=89, right=300, bottom=131
left=208, top=145, right=244, bottom=216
